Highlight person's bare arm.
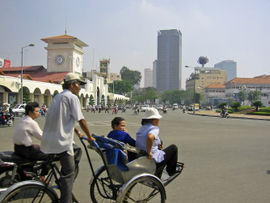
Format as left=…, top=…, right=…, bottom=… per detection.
left=78, top=119, right=95, bottom=142
left=146, top=133, right=155, bottom=159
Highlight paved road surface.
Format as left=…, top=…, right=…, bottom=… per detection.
left=0, top=109, right=269, bottom=202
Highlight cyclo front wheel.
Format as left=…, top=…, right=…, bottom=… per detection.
left=90, top=165, right=120, bottom=203
left=117, top=173, right=166, bottom=203
left=0, top=180, right=58, bottom=203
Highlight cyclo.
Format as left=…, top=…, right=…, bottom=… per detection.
left=0, top=134, right=184, bottom=202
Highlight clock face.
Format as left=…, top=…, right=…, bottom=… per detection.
left=55, top=55, right=64, bottom=65
left=76, top=57, right=80, bottom=67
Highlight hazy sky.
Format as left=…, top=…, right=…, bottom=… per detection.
left=1, top=0, right=270, bottom=88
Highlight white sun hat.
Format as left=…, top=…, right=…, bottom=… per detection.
left=142, top=107, right=162, bottom=119
left=62, top=73, right=86, bottom=85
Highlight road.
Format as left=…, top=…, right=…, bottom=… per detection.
left=0, top=109, right=269, bottom=202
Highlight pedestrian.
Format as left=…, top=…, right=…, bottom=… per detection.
left=136, top=107, right=181, bottom=178
left=41, top=73, right=95, bottom=203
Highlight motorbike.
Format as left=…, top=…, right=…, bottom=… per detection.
left=220, top=110, right=229, bottom=118
left=0, top=151, right=44, bottom=190
left=0, top=111, right=14, bottom=127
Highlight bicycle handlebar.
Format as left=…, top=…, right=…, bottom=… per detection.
left=81, top=136, right=99, bottom=148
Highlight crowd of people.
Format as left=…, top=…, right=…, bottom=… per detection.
left=6, top=73, right=181, bottom=203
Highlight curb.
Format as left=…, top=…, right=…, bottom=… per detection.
left=187, top=113, right=270, bottom=121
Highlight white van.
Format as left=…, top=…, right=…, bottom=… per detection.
left=172, top=103, right=178, bottom=109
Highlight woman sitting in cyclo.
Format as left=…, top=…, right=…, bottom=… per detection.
left=136, top=107, right=183, bottom=178
left=107, top=117, right=136, bottom=161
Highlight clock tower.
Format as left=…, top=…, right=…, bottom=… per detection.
left=41, top=34, right=88, bottom=75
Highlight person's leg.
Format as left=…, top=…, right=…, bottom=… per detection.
left=58, top=151, right=75, bottom=203
left=163, top=144, right=178, bottom=176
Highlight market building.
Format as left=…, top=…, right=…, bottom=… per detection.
left=0, top=34, right=128, bottom=107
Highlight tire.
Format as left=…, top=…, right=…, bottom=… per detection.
left=0, top=180, right=58, bottom=203
left=117, top=173, right=166, bottom=203
left=90, top=165, right=119, bottom=203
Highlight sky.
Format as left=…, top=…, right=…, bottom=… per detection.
left=1, top=0, right=270, bottom=88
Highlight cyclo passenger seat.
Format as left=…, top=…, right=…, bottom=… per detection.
left=91, top=135, right=156, bottom=184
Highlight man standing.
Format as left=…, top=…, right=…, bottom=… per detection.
left=41, top=73, right=95, bottom=203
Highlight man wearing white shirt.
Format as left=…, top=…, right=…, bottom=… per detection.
left=13, top=102, right=48, bottom=161
left=41, top=73, right=95, bottom=203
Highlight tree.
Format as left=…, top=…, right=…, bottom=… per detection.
left=107, top=95, right=111, bottom=107
left=238, top=90, right=247, bottom=104
left=101, top=95, right=105, bottom=106
left=23, top=87, right=31, bottom=104
left=120, top=66, right=142, bottom=86
left=132, top=87, right=158, bottom=104
left=252, top=100, right=263, bottom=111
left=218, top=102, right=227, bottom=109
left=248, top=90, right=261, bottom=104
left=108, top=80, right=133, bottom=95
left=160, top=90, right=186, bottom=104
left=89, top=95, right=95, bottom=106
left=231, top=102, right=241, bottom=112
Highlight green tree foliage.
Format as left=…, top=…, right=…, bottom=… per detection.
left=120, top=66, right=142, bottom=86
left=101, top=95, right=105, bottom=106
left=89, top=95, right=95, bottom=106
left=160, top=90, right=186, bottom=104
left=109, top=80, right=133, bottom=95
left=107, top=95, right=111, bottom=107
left=252, top=100, right=263, bottom=111
left=132, top=87, right=158, bottom=104
left=238, top=90, right=247, bottom=104
left=218, top=102, right=227, bottom=109
left=23, top=87, right=31, bottom=104
left=248, top=90, right=261, bottom=103
left=231, top=102, right=241, bottom=112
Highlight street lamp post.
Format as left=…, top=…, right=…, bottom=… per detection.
left=185, top=65, right=198, bottom=114
left=21, top=44, right=34, bottom=103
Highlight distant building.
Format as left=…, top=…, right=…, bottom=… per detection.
left=144, top=68, right=153, bottom=88
left=186, top=68, right=227, bottom=94
left=204, top=83, right=226, bottom=106
left=99, top=59, right=110, bottom=82
left=109, top=73, right=121, bottom=82
left=225, top=75, right=270, bottom=106
left=156, top=29, right=182, bottom=91
left=214, top=60, right=237, bottom=82
left=153, top=60, right=157, bottom=88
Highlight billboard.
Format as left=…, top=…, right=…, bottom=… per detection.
left=4, top=59, right=11, bottom=68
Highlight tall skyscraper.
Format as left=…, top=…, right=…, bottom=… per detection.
left=152, top=60, right=157, bottom=88
left=144, top=68, right=153, bottom=88
left=156, top=29, right=182, bottom=91
left=214, top=60, right=237, bottom=82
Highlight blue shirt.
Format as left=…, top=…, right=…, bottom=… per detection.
left=107, top=130, right=136, bottom=147
left=136, top=123, right=165, bottom=163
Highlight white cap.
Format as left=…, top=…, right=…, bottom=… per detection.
left=63, top=73, right=86, bottom=85
left=142, top=107, right=162, bottom=119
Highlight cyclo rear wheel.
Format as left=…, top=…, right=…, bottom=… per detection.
left=117, top=173, right=166, bottom=203
left=0, top=180, right=58, bottom=203
left=90, top=165, right=120, bottom=203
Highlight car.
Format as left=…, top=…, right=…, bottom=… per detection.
left=140, top=105, right=150, bottom=112
left=12, top=104, right=26, bottom=116
left=172, top=103, right=179, bottom=109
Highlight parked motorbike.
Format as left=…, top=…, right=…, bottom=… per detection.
left=0, top=111, right=14, bottom=127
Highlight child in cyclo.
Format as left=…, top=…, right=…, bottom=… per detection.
left=107, top=117, right=136, bottom=161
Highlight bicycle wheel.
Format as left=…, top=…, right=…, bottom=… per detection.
left=90, top=165, right=119, bottom=203
left=0, top=180, right=58, bottom=203
left=117, top=173, right=166, bottom=203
